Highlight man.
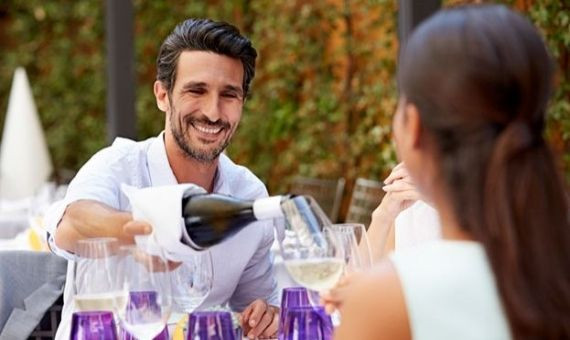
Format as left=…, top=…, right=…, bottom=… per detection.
left=46, top=18, right=279, bottom=339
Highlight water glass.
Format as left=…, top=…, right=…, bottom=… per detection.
left=281, top=306, right=332, bottom=340
left=70, top=311, right=118, bottom=340
left=73, top=238, right=124, bottom=313
left=116, top=237, right=172, bottom=340
left=187, top=311, right=236, bottom=340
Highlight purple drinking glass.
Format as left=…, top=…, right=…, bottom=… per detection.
left=70, top=311, right=118, bottom=340
left=278, top=287, right=311, bottom=338
left=281, top=306, right=333, bottom=340
left=120, top=291, right=169, bottom=340
left=187, top=311, right=235, bottom=340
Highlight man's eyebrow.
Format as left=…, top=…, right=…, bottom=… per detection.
left=223, top=85, right=244, bottom=96
left=181, top=81, right=207, bottom=91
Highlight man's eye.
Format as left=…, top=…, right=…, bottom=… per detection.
left=222, top=93, right=238, bottom=98
left=188, top=89, right=205, bottom=94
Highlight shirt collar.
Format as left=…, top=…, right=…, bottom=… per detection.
left=147, top=131, right=230, bottom=193
left=147, top=131, right=178, bottom=186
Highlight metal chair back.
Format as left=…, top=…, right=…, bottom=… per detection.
left=289, top=177, right=345, bottom=223
left=345, top=178, right=385, bottom=228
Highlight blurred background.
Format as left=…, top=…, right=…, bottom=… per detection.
left=0, top=0, right=568, bottom=219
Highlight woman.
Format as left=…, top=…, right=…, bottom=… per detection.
left=335, top=5, right=570, bottom=339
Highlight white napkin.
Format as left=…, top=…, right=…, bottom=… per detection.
left=121, top=183, right=207, bottom=261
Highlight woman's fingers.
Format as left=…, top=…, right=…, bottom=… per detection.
left=383, top=163, right=409, bottom=185
left=383, top=179, right=416, bottom=193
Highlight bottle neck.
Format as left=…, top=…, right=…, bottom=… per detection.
left=252, top=195, right=286, bottom=220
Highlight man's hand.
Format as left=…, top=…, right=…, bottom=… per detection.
left=122, top=220, right=153, bottom=241
left=240, top=299, right=279, bottom=339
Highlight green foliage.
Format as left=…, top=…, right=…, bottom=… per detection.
left=0, top=0, right=568, bottom=191
left=0, top=1, right=106, bottom=174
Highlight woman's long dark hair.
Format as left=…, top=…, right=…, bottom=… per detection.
left=399, top=5, right=570, bottom=338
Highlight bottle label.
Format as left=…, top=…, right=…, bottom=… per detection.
left=253, top=196, right=284, bottom=220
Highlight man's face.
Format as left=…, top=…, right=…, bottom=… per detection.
left=160, top=51, right=245, bottom=162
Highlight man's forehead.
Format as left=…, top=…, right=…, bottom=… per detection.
left=174, top=50, right=244, bottom=88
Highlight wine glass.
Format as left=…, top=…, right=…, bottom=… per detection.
left=281, top=226, right=345, bottom=294
left=73, top=238, right=125, bottom=314
left=115, top=236, right=173, bottom=340
left=329, top=223, right=373, bottom=272
left=170, top=250, right=213, bottom=326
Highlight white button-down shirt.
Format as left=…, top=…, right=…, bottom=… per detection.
left=45, top=132, right=278, bottom=339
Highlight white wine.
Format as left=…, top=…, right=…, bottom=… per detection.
left=74, top=292, right=127, bottom=312
left=285, top=258, right=345, bottom=292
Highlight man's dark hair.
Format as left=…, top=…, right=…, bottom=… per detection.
left=156, top=18, right=257, bottom=97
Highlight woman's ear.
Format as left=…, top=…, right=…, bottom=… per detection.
left=153, top=80, right=170, bottom=112
left=404, top=103, right=422, bottom=149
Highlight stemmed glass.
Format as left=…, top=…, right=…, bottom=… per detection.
left=73, top=237, right=126, bottom=314
left=281, top=226, right=345, bottom=294
left=115, top=236, right=173, bottom=340
left=329, top=223, right=373, bottom=272
left=170, top=250, right=214, bottom=328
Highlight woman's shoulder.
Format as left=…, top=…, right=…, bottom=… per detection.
left=336, top=261, right=411, bottom=340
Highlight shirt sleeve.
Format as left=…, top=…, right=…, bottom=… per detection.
left=44, top=140, right=138, bottom=259
left=228, top=220, right=279, bottom=311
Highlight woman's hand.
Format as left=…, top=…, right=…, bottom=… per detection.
left=319, top=273, right=362, bottom=314
left=372, top=163, right=422, bottom=223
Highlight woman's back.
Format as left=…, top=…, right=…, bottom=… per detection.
left=390, top=240, right=511, bottom=340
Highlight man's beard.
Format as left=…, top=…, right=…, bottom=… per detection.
left=169, top=107, right=233, bottom=163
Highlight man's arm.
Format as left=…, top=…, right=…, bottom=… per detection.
left=54, top=199, right=150, bottom=253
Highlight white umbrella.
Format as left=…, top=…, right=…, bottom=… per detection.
left=0, top=67, right=53, bottom=200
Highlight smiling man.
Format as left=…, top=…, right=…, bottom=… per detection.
left=46, top=19, right=279, bottom=339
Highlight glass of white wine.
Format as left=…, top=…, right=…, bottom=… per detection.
left=115, top=236, right=173, bottom=340
left=73, top=237, right=126, bottom=314
left=282, top=226, right=345, bottom=293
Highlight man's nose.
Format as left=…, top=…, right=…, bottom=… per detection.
left=201, top=95, right=221, bottom=122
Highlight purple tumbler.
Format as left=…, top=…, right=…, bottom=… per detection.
left=120, top=291, right=169, bottom=340
left=281, top=306, right=333, bottom=340
left=187, top=311, right=236, bottom=340
left=278, top=287, right=311, bottom=340
left=70, top=311, right=118, bottom=340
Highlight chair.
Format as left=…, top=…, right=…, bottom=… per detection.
left=345, top=178, right=385, bottom=228
left=289, top=177, right=345, bottom=223
left=0, top=251, right=67, bottom=339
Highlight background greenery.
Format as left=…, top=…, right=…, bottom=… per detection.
left=0, top=0, right=568, bottom=217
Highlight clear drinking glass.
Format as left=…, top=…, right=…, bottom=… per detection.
left=116, top=236, right=172, bottom=340
left=73, top=238, right=126, bottom=314
left=170, top=250, right=213, bottom=314
left=329, top=223, right=373, bottom=272
left=282, top=226, right=345, bottom=293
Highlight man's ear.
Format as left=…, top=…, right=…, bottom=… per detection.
left=405, top=103, right=422, bottom=149
left=153, top=80, right=170, bottom=112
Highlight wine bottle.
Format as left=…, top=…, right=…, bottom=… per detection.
left=180, top=192, right=326, bottom=250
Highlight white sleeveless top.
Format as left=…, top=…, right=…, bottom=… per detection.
left=395, top=201, right=441, bottom=250
left=390, top=241, right=512, bottom=340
